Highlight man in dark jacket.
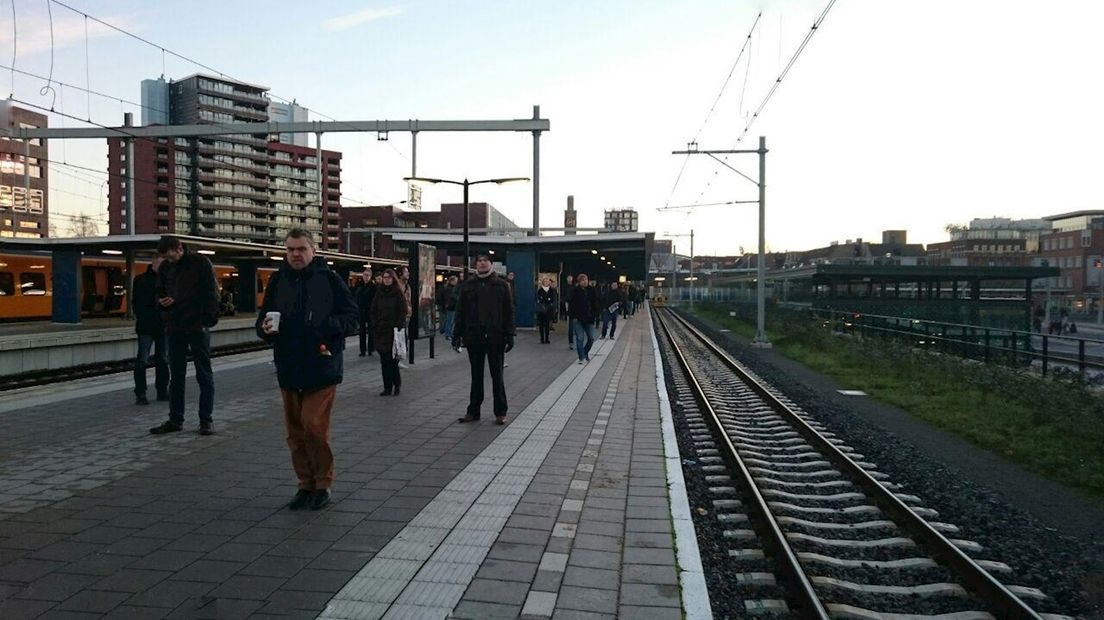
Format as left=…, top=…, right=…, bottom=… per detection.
left=132, top=255, right=168, bottom=405
left=569, top=273, right=599, bottom=363
left=150, top=237, right=220, bottom=436
left=257, top=228, right=358, bottom=511
left=601, top=281, right=622, bottom=340
left=354, top=267, right=375, bottom=356
left=454, top=254, right=515, bottom=425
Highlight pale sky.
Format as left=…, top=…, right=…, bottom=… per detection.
left=3, top=0, right=1102, bottom=256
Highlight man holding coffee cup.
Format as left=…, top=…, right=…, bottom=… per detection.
left=256, top=228, right=358, bottom=511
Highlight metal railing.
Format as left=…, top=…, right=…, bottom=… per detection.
left=813, top=308, right=1104, bottom=377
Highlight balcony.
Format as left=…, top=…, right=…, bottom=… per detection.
left=196, top=83, right=270, bottom=107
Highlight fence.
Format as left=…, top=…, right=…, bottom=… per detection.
left=813, top=308, right=1104, bottom=378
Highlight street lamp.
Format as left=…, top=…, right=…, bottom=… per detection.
left=664, top=230, right=694, bottom=306
left=404, top=176, right=529, bottom=277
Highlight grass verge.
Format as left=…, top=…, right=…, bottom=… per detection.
left=689, top=303, right=1104, bottom=497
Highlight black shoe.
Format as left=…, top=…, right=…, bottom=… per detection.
left=309, top=489, right=331, bottom=511
left=379, top=390, right=392, bottom=396
left=199, top=422, right=215, bottom=436
left=393, top=386, right=401, bottom=396
left=156, top=393, right=169, bottom=402
left=359, top=352, right=367, bottom=357
left=135, top=395, right=150, bottom=406
left=457, top=415, right=480, bottom=424
left=149, top=421, right=182, bottom=435
left=288, top=489, right=313, bottom=510
left=495, top=416, right=507, bottom=426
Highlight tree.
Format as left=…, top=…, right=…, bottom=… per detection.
left=65, top=214, right=100, bottom=238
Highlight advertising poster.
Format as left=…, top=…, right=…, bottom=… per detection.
left=416, top=243, right=436, bottom=339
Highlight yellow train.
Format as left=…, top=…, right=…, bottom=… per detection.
left=0, top=252, right=278, bottom=322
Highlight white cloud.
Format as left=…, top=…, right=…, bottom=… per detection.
left=0, top=12, right=137, bottom=57
left=322, top=6, right=402, bottom=32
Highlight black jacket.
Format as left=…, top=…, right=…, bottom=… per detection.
left=354, top=281, right=376, bottom=322
left=133, top=266, right=163, bottom=336
left=157, top=253, right=220, bottom=334
left=569, top=285, right=598, bottom=325
left=537, top=286, right=557, bottom=317
left=454, top=273, right=515, bottom=345
left=601, top=288, right=623, bottom=315
left=370, top=284, right=407, bottom=355
left=255, top=257, right=358, bottom=392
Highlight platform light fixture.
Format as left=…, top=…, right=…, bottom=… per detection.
left=102, top=249, right=123, bottom=255
left=591, top=250, right=598, bottom=255
left=197, top=249, right=216, bottom=256
left=403, top=175, right=529, bottom=277
left=269, top=255, right=284, bottom=262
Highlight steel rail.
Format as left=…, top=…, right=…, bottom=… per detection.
left=653, top=308, right=830, bottom=619
left=661, top=307, right=1044, bottom=620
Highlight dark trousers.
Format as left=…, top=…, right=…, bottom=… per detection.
left=466, top=340, right=507, bottom=418
left=168, top=328, right=214, bottom=425
left=358, top=319, right=373, bottom=354
left=537, top=312, right=553, bottom=342
left=281, top=385, right=336, bottom=490
left=602, top=311, right=618, bottom=339
left=379, top=350, right=401, bottom=391
left=134, top=333, right=169, bottom=397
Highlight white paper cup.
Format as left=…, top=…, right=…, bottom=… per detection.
left=266, top=311, right=281, bottom=333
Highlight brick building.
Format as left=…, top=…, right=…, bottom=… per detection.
left=0, top=101, right=48, bottom=238
left=1037, top=211, right=1104, bottom=306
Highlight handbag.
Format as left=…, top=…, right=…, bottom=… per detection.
left=393, top=327, right=408, bottom=358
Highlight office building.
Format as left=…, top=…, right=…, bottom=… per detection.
left=0, top=101, right=48, bottom=239
left=267, top=100, right=310, bottom=147
left=604, top=207, right=638, bottom=232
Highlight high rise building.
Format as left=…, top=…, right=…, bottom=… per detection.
left=0, top=101, right=48, bottom=239
left=604, top=207, right=638, bottom=232
left=110, top=74, right=343, bottom=250
left=267, top=101, right=310, bottom=147
left=140, top=77, right=170, bottom=126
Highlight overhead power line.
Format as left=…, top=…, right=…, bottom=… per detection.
left=692, top=0, right=837, bottom=205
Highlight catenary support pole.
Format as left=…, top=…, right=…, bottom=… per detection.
left=532, top=105, right=541, bottom=237
left=752, top=136, right=771, bottom=347
left=124, top=112, right=136, bottom=320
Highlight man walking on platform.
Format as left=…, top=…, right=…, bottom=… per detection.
left=355, top=267, right=376, bottom=357
left=454, top=254, right=515, bottom=425
left=150, top=237, right=220, bottom=436
left=563, top=274, right=575, bottom=349
left=257, top=228, right=358, bottom=511
left=133, top=255, right=168, bottom=405
left=569, top=273, right=599, bottom=363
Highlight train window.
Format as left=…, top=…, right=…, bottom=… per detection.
left=0, top=272, right=13, bottom=296
left=19, top=272, right=46, bottom=296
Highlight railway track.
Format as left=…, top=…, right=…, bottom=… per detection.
left=653, top=307, right=1068, bottom=619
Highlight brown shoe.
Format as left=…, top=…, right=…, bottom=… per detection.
left=495, top=416, right=507, bottom=425
left=457, top=415, right=480, bottom=424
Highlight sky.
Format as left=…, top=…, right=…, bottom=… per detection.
left=2, top=0, right=1103, bottom=257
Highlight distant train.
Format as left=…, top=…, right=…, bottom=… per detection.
left=0, top=251, right=278, bottom=322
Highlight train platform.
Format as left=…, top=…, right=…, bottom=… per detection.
left=0, top=309, right=707, bottom=619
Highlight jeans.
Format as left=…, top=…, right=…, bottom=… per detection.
left=168, top=328, right=214, bottom=425
left=573, top=320, right=597, bottom=361
left=134, top=333, right=168, bottom=397
left=567, top=317, right=575, bottom=347
left=442, top=310, right=456, bottom=340
left=358, top=319, right=373, bottom=354
left=379, top=350, right=402, bottom=392
left=466, top=340, right=507, bottom=417
left=601, top=311, right=618, bottom=339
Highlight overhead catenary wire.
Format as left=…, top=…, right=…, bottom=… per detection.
left=664, top=12, right=762, bottom=211
left=692, top=0, right=837, bottom=205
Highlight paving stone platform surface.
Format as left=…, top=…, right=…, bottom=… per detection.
left=0, top=312, right=693, bottom=619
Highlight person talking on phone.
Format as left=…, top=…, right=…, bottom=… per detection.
left=256, top=228, right=358, bottom=511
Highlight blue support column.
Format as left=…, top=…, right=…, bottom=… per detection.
left=238, top=263, right=258, bottom=314
left=52, top=250, right=82, bottom=324
left=507, top=250, right=536, bottom=328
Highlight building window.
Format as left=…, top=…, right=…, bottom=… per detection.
left=19, top=272, right=46, bottom=295
left=29, top=189, right=43, bottom=214
left=1083, top=232, right=1092, bottom=247
left=0, top=272, right=13, bottom=296
left=18, top=220, right=38, bottom=229
left=0, top=185, right=11, bottom=210
left=11, top=187, right=27, bottom=212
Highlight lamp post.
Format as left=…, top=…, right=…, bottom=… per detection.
left=404, top=176, right=529, bottom=276
left=665, top=230, right=695, bottom=306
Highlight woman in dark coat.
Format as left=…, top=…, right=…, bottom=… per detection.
left=371, top=269, right=407, bottom=396
left=536, top=277, right=558, bottom=344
